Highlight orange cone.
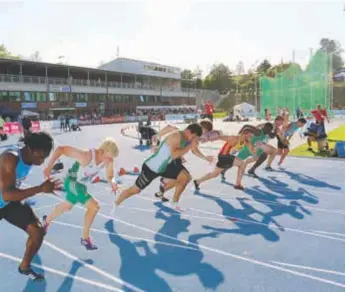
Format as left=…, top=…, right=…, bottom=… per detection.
left=133, top=166, right=140, bottom=173
left=119, top=168, right=127, bottom=176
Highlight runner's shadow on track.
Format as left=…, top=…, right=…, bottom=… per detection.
left=132, top=145, right=152, bottom=152
left=105, top=204, right=225, bottom=291
left=194, top=191, right=280, bottom=242
left=105, top=220, right=171, bottom=292
left=56, top=259, right=94, bottom=292
left=254, top=177, right=319, bottom=205
left=279, top=169, right=342, bottom=190
left=23, top=255, right=46, bottom=292
left=151, top=203, right=224, bottom=290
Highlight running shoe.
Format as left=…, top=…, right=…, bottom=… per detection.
left=18, top=266, right=45, bottom=281
left=81, top=237, right=98, bottom=250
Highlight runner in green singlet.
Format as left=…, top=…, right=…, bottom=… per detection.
left=114, top=123, right=207, bottom=212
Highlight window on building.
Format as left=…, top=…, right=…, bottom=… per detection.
left=0, top=91, right=9, bottom=101
left=9, top=91, right=21, bottom=102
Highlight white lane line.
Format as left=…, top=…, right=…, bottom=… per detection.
left=34, top=204, right=57, bottom=211
left=0, top=252, right=122, bottom=292
left=22, top=183, right=345, bottom=288
left=52, top=220, right=199, bottom=252
left=311, top=230, right=345, bottom=237
left=190, top=207, right=345, bottom=242
left=92, top=209, right=345, bottom=289
left=43, top=240, right=144, bottom=292
left=271, top=261, right=345, bottom=276
left=190, top=188, right=345, bottom=214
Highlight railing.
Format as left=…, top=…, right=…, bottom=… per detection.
left=0, top=74, right=197, bottom=93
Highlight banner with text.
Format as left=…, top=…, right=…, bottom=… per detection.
left=124, top=115, right=149, bottom=122
left=165, top=113, right=200, bottom=122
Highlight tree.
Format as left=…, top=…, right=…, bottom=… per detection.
left=318, top=38, right=344, bottom=72
left=256, top=60, right=271, bottom=74
left=30, top=50, right=42, bottom=62
left=0, top=44, right=19, bottom=59
left=181, top=69, right=194, bottom=88
left=267, top=62, right=302, bottom=78
left=203, top=63, right=232, bottom=93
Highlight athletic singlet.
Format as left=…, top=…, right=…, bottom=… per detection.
left=145, top=131, right=188, bottom=173
left=67, top=149, right=105, bottom=183
left=284, top=122, right=299, bottom=137
left=0, top=148, right=32, bottom=208
left=250, top=128, right=268, bottom=145
left=219, top=136, right=245, bottom=156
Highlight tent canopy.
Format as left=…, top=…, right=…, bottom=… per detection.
left=233, top=102, right=256, bottom=117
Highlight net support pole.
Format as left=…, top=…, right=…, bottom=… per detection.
left=330, top=53, right=333, bottom=110
left=292, top=50, right=296, bottom=114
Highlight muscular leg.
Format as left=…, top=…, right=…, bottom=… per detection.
left=248, top=153, right=268, bottom=174
left=278, top=148, right=290, bottom=165
left=194, top=167, right=224, bottom=187
left=115, top=185, right=141, bottom=206
left=20, top=223, right=45, bottom=270
left=83, top=198, right=100, bottom=239
left=232, top=157, right=246, bottom=187
left=45, top=201, right=73, bottom=226
left=172, top=169, right=192, bottom=203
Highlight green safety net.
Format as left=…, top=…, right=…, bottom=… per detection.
left=260, top=51, right=331, bottom=116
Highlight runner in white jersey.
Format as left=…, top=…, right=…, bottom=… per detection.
left=42, top=137, right=119, bottom=250
left=114, top=123, right=204, bottom=211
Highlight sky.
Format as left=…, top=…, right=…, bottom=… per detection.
left=0, top=0, right=344, bottom=76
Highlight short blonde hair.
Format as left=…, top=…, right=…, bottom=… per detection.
left=99, top=137, right=119, bottom=158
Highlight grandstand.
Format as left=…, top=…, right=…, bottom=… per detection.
left=0, top=58, right=198, bottom=119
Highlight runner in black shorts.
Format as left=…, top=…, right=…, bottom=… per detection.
left=114, top=123, right=207, bottom=211
left=0, top=132, right=60, bottom=281
left=193, top=130, right=255, bottom=190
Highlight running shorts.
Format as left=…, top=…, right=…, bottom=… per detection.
left=0, top=201, right=40, bottom=230
left=64, top=178, right=92, bottom=205
left=277, top=135, right=289, bottom=149
left=216, top=155, right=235, bottom=169
left=161, top=158, right=189, bottom=179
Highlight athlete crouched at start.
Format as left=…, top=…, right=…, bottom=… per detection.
left=0, top=132, right=60, bottom=281
left=42, top=137, right=119, bottom=250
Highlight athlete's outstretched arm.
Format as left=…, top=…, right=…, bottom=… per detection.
left=0, top=153, right=58, bottom=201
left=44, top=146, right=86, bottom=178
left=191, top=146, right=213, bottom=162
left=105, top=158, right=115, bottom=182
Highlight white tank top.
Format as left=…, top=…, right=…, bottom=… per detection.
left=78, top=149, right=105, bottom=183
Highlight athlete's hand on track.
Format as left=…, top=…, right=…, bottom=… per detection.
left=40, top=178, right=62, bottom=195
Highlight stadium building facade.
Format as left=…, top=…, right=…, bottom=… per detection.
left=0, top=57, right=197, bottom=118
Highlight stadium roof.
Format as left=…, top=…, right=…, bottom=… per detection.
left=99, top=57, right=181, bottom=80
left=0, top=57, right=181, bottom=79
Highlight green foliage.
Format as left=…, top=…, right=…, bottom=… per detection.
left=203, top=63, right=232, bottom=92
left=318, top=38, right=344, bottom=72
left=256, top=60, right=272, bottom=74
left=0, top=44, right=19, bottom=59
